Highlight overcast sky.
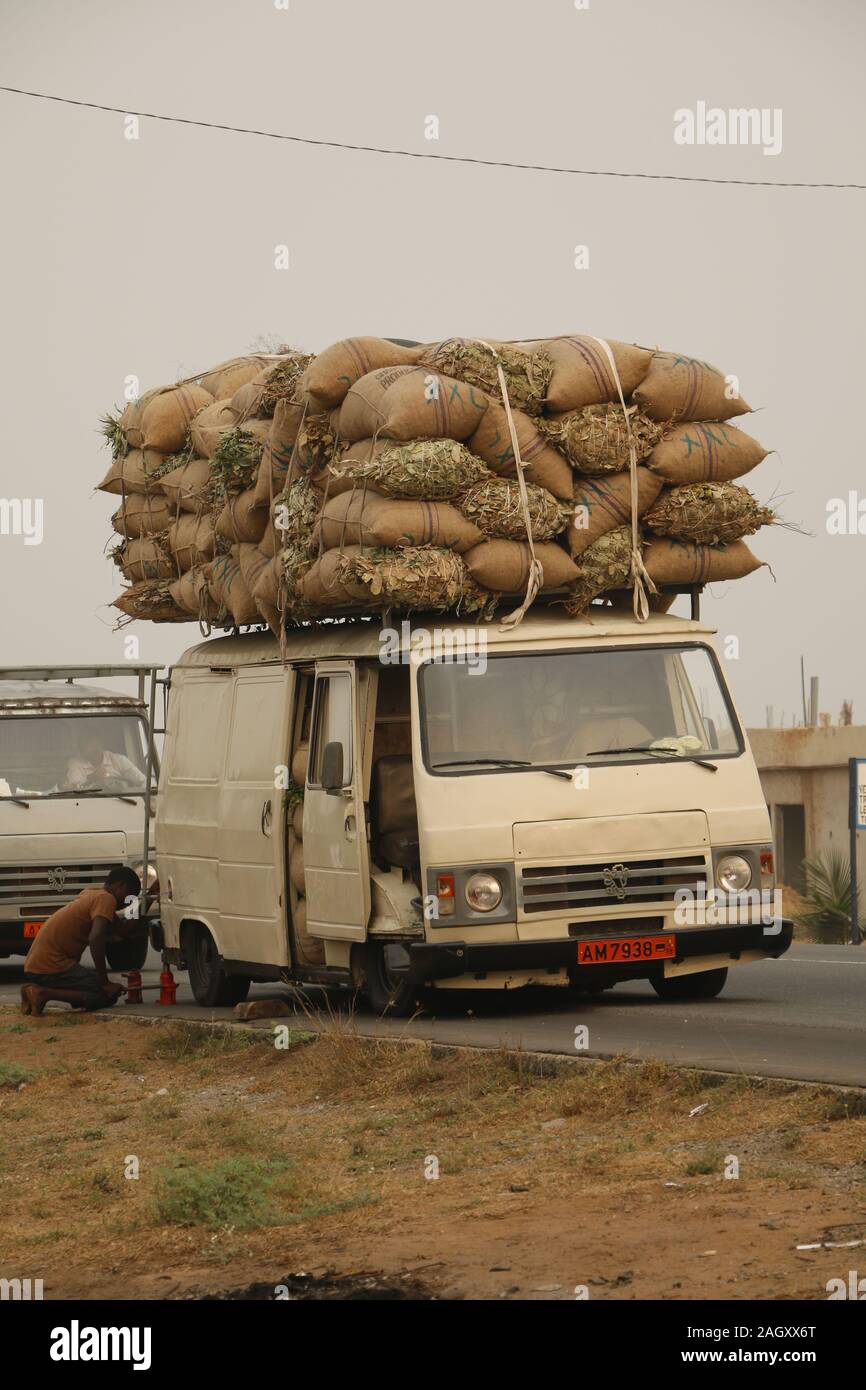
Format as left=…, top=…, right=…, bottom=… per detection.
left=0, top=0, right=863, bottom=726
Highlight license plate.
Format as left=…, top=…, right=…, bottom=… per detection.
left=23, top=921, right=44, bottom=938
left=576, top=934, right=676, bottom=965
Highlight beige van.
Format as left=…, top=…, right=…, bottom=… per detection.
left=155, top=609, right=792, bottom=1013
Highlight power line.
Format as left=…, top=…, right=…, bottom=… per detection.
left=1, top=84, right=863, bottom=190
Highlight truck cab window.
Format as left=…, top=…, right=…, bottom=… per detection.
left=310, top=674, right=352, bottom=787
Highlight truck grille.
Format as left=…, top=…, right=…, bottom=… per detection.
left=519, top=854, right=708, bottom=915
left=0, top=863, right=120, bottom=914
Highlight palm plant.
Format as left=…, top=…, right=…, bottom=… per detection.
left=796, top=851, right=860, bottom=944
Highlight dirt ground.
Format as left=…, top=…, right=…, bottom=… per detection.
left=1, top=1007, right=864, bottom=1301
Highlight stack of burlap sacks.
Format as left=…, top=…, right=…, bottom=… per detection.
left=100, top=334, right=775, bottom=629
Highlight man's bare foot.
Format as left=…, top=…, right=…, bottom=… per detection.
left=23, top=985, right=47, bottom=1016
left=20, top=985, right=33, bottom=1015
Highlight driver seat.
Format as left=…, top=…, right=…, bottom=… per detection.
left=373, top=755, right=420, bottom=868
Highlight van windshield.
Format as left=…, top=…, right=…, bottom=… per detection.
left=420, top=644, right=741, bottom=772
left=0, top=715, right=148, bottom=798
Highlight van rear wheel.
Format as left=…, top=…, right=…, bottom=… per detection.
left=185, top=925, right=251, bottom=1007
left=362, top=942, right=420, bottom=1017
left=651, top=967, right=728, bottom=1001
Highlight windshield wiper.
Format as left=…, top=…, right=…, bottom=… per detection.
left=2, top=796, right=30, bottom=808
left=433, top=758, right=533, bottom=769
left=433, top=757, right=573, bottom=781
left=585, top=744, right=717, bottom=772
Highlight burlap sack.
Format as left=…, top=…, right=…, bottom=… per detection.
left=464, top=540, right=578, bottom=592
left=298, top=548, right=370, bottom=608
left=207, top=551, right=259, bottom=626
left=120, top=388, right=163, bottom=448
left=646, top=420, right=767, bottom=484
left=303, top=337, right=423, bottom=409
left=469, top=404, right=573, bottom=499
left=291, top=741, right=310, bottom=785
left=97, top=448, right=167, bottom=495
left=237, top=543, right=276, bottom=604
left=113, top=582, right=188, bottom=623
left=317, top=491, right=483, bottom=553
left=158, top=457, right=213, bottom=512
left=253, top=399, right=306, bottom=507
left=112, top=495, right=174, bottom=538
left=643, top=538, right=765, bottom=585
left=644, top=482, right=775, bottom=546
left=289, top=842, right=306, bottom=895
left=541, top=403, right=666, bottom=473
left=117, top=537, right=174, bottom=582
left=331, top=437, right=491, bottom=500
left=633, top=352, right=750, bottom=422
left=169, top=566, right=223, bottom=621
left=419, top=338, right=552, bottom=416
left=190, top=400, right=240, bottom=458
left=529, top=337, right=652, bottom=412
left=215, top=488, right=268, bottom=544
left=200, top=355, right=274, bottom=401
left=291, top=803, right=304, bottom=840
left=167, top=514, right=216, bottom=571
left=566, top=469, right=663, bottom=557
left=137, top=385, right=213, bottom=453
left=292, top=898, right=325, bottom=966
left=338, top=365, right=489, bottom=443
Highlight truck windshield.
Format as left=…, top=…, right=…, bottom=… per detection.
left=0, top=715, right=148, bottom=799
left=420, top=644, right=741, bottom=772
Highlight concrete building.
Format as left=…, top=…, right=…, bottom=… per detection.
left=747, top=726, right=866, bottom=891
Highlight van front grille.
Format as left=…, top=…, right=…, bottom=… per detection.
left=0, top=863, right=120, bottom=912
left=519, top=854, right=708, bottom=915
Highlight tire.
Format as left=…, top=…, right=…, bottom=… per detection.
left=651, top=967, right=728, bottom=1001
left=185, top=925, right=251, bottom=1007
left=106, top=931, right=149, bottom=972
left=362, top=941, right=420, bottom=1017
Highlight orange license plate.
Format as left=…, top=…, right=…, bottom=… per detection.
left=577, top=934, right=676, bottom=965
left=23, top=921, right=43, bottom=938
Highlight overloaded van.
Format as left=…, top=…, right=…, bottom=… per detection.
left=0, top=666, right=160, bottom=969
left=155, top=608, right=792, bottom=1013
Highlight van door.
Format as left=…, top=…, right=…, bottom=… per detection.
left=217, top=667, right=293, bottom=967
left=303, top=661, right=374, bottom=941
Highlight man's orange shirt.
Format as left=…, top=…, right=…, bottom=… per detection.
left=24, top=889, right=117, bottom=975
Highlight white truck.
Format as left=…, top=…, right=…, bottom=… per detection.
left=154, top=607, right=792, bottom=1014
left=0, top=666, right=161, bottom=971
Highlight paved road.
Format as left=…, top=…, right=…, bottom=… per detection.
left=4, top=942, right=864, bottom=1086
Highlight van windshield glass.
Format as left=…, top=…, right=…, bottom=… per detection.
left=0, top=716, right=148, bottom=798
left=420, top=645, right=741, bottom=771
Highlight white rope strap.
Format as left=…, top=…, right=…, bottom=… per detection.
left=587, top=335, right=657, bottom=621
left=470, top=340, right=542, bottom=630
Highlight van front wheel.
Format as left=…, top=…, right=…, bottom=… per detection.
left=362, top=942, right=420, bottom=1017
left=651, top=967, right=728, bottom=1001
left=185, top=925, right=251, bottom=1008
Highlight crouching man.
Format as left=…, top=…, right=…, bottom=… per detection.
left=20, top=865, right=143, bottom=1016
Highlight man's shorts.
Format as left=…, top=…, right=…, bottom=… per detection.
left=24, top=964, right=117, bottom=1011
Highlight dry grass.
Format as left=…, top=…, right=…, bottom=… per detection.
left=0, top=1007, right=863, bottom=1299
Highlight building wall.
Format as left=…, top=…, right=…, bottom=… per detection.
left=747, top=727, right=866, bottom=891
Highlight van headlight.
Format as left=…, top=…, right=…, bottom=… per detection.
left=133, top=862, right=158, bottom=889
left=465, top=872, right=503, bottom=912
left=716, top=854, right=752, bottom=893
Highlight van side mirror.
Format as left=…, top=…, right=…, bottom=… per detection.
left=321, top=741, right=345, bottom=793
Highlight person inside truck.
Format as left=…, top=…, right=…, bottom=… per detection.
left=19, top=865, right=142, bottom=1016
left=64, top=733, right=147, bottom=792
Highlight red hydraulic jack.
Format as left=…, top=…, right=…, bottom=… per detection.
left=122, top=965, right=178, bottom=1006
